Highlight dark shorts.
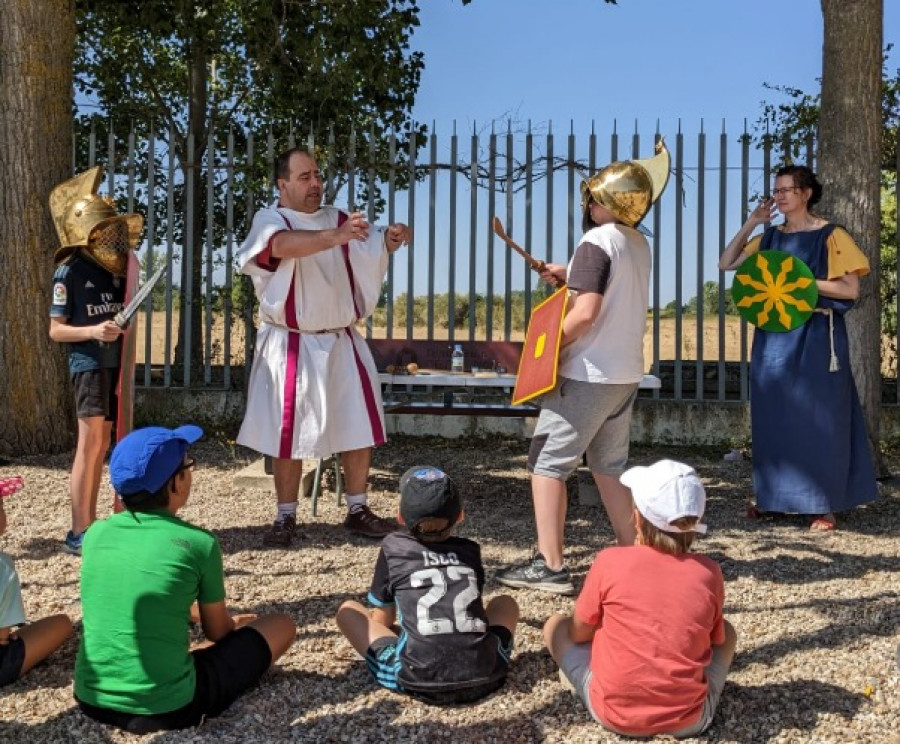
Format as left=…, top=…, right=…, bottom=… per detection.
left=0, top=637, right=26, bottom=687
left=366, top=626, right=514, bottom=706
left=77, top=626, right=272, bottom=734
left=72, top=368, right=119, bottom=421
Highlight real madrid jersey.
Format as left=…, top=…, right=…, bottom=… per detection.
left=367, top=532, right=506, bottom=694
left=50, top=253, right=124, bottom=373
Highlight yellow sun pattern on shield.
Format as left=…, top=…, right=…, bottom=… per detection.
left=734, top=254, right=815, bottom=330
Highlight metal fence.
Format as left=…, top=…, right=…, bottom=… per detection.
left=72, top=119, right=898, bottom=403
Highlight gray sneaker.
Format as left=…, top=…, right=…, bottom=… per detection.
left=344, top=505, right=396, bottom=539
left=263, top=514, right=298, bottom=547
left=63, top=530, right=85, bottom=556
left=495, top=553, right=575, bottom=595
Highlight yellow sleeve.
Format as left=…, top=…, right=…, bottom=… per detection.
left=743, top=234, right=762, bottom=256
left=827, top=226, right=870, bottom=279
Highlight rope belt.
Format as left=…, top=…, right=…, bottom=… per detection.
left=273, top=325, right=347, bottom=335
left=813, top=308, right=840, bottom=373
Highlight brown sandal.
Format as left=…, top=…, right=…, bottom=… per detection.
left=746, top=503, right=768, bottom=519
left=810, top=517, right=837, bottom=532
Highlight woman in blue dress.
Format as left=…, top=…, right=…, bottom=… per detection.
left=718, top=165, right=878, bottom=531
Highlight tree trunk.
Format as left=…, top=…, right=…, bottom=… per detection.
left=0, top=0, right=76, bottom=456
left=818, top=0, right=885, bottom=474
left=173, top=34, right=207, bottom=381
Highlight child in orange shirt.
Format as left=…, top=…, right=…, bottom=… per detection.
left=543, top=460, right=737, bottom=738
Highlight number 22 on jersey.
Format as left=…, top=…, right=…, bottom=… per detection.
left=410, top=565, right=487, bottom=636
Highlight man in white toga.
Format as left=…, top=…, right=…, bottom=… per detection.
left=237, top=148, right=411, bottom=545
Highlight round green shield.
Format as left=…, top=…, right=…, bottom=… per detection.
left=732, top=250, right=818, bottom=332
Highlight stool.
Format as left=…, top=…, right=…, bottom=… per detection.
left=311, top=453, right=343, bottom=516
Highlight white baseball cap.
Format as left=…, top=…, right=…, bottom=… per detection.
left=620, top=459, right=708, bottom=535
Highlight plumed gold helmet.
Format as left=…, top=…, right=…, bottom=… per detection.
left=580, top=140, right=671, bottom=227
left=48, top=166, right=143, bottom=276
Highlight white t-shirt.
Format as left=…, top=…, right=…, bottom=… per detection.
left=558, top=223, right=651, bottom=384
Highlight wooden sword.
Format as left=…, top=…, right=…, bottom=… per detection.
left=492, top=216, right=567, bottom=288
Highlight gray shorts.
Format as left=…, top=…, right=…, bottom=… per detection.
left=528, top=378, right=637, bottom=480
left=558, top=641, right=730, bottom=738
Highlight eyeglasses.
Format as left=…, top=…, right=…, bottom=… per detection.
left=772, top=186, right=799, bottom=197
left=174, top=457, right=196, bottom=476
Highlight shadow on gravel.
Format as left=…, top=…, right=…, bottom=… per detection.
left=0, top=708, right=117, bottom=744
left=707, top=547, right=900, bottom=586
left=15, top=537, right=77, bottom=562
left=288, top=692, right=553, bottom=743
left=262, top=665, right=388, bottom=718
left=214, top=521, right=392, bottom=555
left=716, top=678, right=869, bottom=742
left=731, top=591, right=899, bottom=670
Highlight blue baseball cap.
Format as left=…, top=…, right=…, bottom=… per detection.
left=110, top=425, right=203, bottom=497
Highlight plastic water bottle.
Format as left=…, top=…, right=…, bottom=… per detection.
left=451, top=344, right=465, bottom=373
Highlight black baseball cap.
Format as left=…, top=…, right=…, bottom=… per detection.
left=399, top=466, right=462, bottom=533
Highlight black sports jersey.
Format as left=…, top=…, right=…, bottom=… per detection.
left=367, top=531, right=506, bottom=694
left=50, top=253, right=124, bottom=373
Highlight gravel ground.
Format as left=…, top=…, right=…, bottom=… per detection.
left=0, top=435, right=898, bottom=744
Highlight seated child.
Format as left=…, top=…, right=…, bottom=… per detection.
left=336, top=465, right=519, bottom=705
left=74, top=426, right=297, bottom=734
left=0, top=476, right=73, bottom=687
left=544, top=459, right=737, bottom=738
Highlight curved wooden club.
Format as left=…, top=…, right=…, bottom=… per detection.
left=492, top=216, right=545, bottom=272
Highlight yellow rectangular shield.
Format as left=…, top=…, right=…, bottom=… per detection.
left=512, top=287, right=568, bottom=405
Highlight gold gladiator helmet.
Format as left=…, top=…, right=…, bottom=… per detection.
left=48, top=166, right=143, bottom=276
left=580, top=140, right=671, bottom=227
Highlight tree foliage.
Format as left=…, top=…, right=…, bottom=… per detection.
left=666, top=281, right=737, bottom=317
left=381, top=288, right=551, bottom=334
left=461, top=0, right=617, bottom=3
left=74, top=0, right=428, bottom=375
left=754, top=46, right=899, bottom=172
left=76, top=0, right=425, bottom=170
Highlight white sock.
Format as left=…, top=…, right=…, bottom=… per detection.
left=277, top=502, right=298, bottom=520
left=345, top=493, right=367, bottom=512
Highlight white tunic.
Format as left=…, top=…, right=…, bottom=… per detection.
left=236, top=204, right=389, bottom=459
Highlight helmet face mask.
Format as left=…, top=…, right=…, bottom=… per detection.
left=49, top=166, right=143, bottom=275
left=85, top=219, right=133, bottom=276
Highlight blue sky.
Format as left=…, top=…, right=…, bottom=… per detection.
left=387, top=0, right=898, bottom=308
left=412, top=0, right=898, bottom=129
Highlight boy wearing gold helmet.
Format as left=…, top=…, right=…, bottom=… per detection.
left=47, top=167, right=142, bottom=555
left=497, top=143, right=669, bottom=595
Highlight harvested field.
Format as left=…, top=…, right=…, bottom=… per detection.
left=1, top=437, right=898, bottom=743
left=133, top=313, right=756, bottom=367
left=131, top=311, right=899, bottom=379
